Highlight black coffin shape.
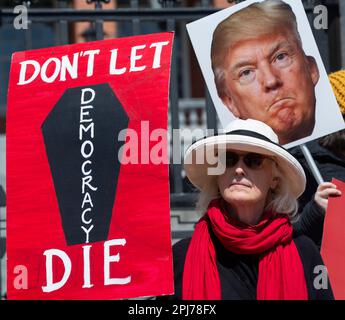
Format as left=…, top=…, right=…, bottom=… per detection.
left=41, top=83, right=129, bottom=246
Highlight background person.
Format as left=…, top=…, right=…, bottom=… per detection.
left=167, top=119, right=334, bottom=300
left=211, top=0, right=319, bottom=144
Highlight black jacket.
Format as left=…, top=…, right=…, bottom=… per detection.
left=164, top=232, right=334, bottom=300
left=289, top=141, right=345, bottom=246
left=293, top=199, right=326, bottom=248
left=290, top=140, right=345, bottom=210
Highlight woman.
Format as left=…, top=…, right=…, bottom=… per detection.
left=171, top=119, right=335, bottom=300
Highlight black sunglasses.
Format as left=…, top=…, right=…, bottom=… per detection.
left=225, top=152, right=271, bottom=169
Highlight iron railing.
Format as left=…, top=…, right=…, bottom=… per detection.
left=0, top=0, right=342, bottom=300
left=0, top=0, right=225, bottom=207
left=0, top=1, right=340, bottom=208
left=0, top=2, right=341, bottom=203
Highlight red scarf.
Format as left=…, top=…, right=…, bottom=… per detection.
left=182, top=199, right=308, bottom=300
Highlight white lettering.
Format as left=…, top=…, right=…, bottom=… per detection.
left=81, top=88, right=96, bottom=105
left=81, top=208, right=92, bottom=224
left=60, top=53, right=79, bottom=81
left=42, top=249, right=71, bottom=293
left=80, top=106, right=94, bottom=124
left=130, top=45, right=146, bottom=72
left=109, top=49, right=126, bottom=75
left=104, top=239, right=131, bottom=285
left=81, top=160, right=92, bottom=176
left=79, top=123, right=94, bottom=140
left=17, top=41, right=169, bottom=86
left=81, top=225, right=94, bottom=244
left=82, top=245, right=94, bottom=288
left=81, top=50, right=100, bottom=77
left=81, top=140, right=94, bottom=158
left=41, top=58, right=61, bottom=83
left=150, top=41, right=169, bottom=69
left=79, top=87, right=97, bottom=245
left=81, top=192, right=94, bottom=209
left=82, top=176, right=98, bottom=194
left=40, top=238, right=131, bottom=292
left=18, top=60, right=40, bottom=85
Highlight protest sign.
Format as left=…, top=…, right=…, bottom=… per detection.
left=7, top=32, right=174, bottom=299
left=186, top=0, right=345, bottom=148
left=321, top=178, right=345, bottom=299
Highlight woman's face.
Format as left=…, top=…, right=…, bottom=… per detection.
left=217, top=150, right=279, bottom=208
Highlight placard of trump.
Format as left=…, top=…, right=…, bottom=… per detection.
left=187, top=0, right=345, bottom=147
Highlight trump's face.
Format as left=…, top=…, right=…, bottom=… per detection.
left=220, top=29, right=320, bottom=144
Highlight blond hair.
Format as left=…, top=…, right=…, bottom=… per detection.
left=211, top=0, right=303, bottom=99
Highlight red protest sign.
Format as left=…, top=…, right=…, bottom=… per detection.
left=6, top=32, right=174, bottom=300
left=321, top=178, right=345, bottom=299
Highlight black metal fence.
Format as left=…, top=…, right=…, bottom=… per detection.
left=0, top=0, right=225, bottom=208
left=1, top=0, right=341, bottom=208
left=0, top=0, right=342, bottom=300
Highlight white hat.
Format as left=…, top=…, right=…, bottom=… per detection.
left=184, top=119, right=306, bottom=198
